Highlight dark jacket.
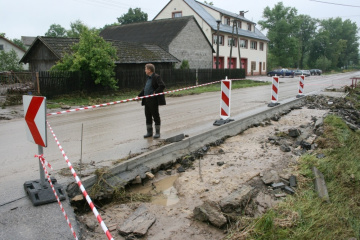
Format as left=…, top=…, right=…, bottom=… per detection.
left=138, top=73, right=166, bottom=106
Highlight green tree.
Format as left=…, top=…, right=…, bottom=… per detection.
left=67, top=20, right=89, bottom=38
left=309, top=17, right=359, bottom=69
left=117, top=8, right=148, bottom=25
left=179, top=60, right=190, bottom=69
left=295, top=15, right=318, bottom=68
left=315, top=56, right=332, bottom=72
left=45, top=24, right=67, bottom=37
left=258, top=2, right=300, bottom=68
left=11, top=39, right=26, bottom=50
left=0, top=49, right=24, bottom=71
left=51, top=28, right=118, bottom=89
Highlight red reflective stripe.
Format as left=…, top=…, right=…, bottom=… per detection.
left=222, top=92, right=229, bottom=106
left=25, top=97, right=45, bottom=146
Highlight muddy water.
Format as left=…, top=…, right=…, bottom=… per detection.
left=130, top=175, right=180, bottom=206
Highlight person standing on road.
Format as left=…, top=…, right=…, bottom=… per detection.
left=138, top=63, right=166, bottom=138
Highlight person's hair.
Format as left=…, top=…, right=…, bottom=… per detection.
left=145, top=63, right=155, bottom=73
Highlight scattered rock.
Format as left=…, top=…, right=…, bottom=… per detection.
left=312, top=166, right=330, bottom=202
left=193, top=201, right=227, bottom=228
left=118, top=204, right=156, bottom=237
left=262, top=170, right=280, bottom=185
left=219, top=185, right=255, bottom=213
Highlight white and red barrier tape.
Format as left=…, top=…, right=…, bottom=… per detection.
left=35, top=154, right=78, bottom=240
left=47, top=79, right=246, bottom=116
left=46, top=121, right=114, bottom=240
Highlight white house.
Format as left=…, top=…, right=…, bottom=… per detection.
left=0, top=35, right=28, bottom=70
left=154, top=0, right=269, bottom=75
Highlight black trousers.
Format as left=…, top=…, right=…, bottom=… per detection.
left=144, top=98, right=160, bottom=126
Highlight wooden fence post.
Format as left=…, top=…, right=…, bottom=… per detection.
left=36, top=72, right=40, bottom=94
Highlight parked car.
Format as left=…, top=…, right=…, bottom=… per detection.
left=294, top=69, right=311, bottom=77
left=310, top=69, right=322, bottom=75
left=267, top=69, right=295, bottom=78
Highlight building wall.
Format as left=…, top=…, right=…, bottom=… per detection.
left=169, top=18, right=213, bottom=69
left=0, top=38, right=29, bottom=70
left=155, top=0, right=268, bottom=75
left=26, top=43, right=59, bottom=72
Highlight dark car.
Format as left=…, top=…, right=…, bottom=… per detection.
left=310, top=69, right=322, bottom=75
left=267, top=68, right=295, bottom=78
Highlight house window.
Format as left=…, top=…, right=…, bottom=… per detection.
left=251, top=61, right=256, bottom=71
left=247, top=23, right=252, bottom=31
left=260, top=42, right=264, bottom=51
left=224, top=17, right=230, bottom=25
left=240, top=39, right=248, bottom=48
left=227, top=37, right=237, bottom=47
left=172, top=12, right=182, bottom=18
left=0, top=45, right=3, bottom=50
left=250, top=41, right=257, bottom=50
left=238, top=21, right=242, bottom=29
left=213, top=35, right=224, bottom=46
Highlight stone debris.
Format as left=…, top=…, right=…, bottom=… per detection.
left=193, top=201, right=227, bottom=228
left=312, top=166, right=330, bottom=202
left=261, top=170, right=280, bottom=185
left=219, top=185, right=255, bottom=213
left=118, top=204, right=156, bottom=237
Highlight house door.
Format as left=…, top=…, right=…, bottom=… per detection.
left=240, top=58, right=247, bottom=75
left=227, top=57, right=237, bottom=69
left=259, top=62, right=262, bottom=75
left=213, top=56, right=225, bottom=69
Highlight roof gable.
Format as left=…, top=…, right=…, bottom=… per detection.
left=0, top=36, right=26, bottom=53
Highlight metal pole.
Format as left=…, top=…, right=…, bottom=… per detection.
left=38, top=145, right=45, bottom=186
left=229, top=21, right=235, bottom=69
left=216, top=20, right=221, bottom=69
left=80, top=123, right=83, bottom=176
left=236, top=25, right=242, bottom=69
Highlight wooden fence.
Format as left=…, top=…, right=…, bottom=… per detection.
left=1, top=69, right=246, bottom=99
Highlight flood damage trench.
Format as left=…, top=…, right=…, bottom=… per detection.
left=70, top=96, right=308, bottom=198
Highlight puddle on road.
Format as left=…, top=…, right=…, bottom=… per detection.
left=130, top=175, right=180, bottom=206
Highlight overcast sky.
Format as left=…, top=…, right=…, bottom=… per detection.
left=1, top=0, right=360, bottom=40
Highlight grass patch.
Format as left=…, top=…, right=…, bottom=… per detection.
left=46, top=80, right=270, bottom=108
left=226, top=114, right=360, bottom=240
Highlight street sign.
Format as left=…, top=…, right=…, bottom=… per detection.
left=23, top=95, right=47, bottom=147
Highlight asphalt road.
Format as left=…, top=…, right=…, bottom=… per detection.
left=0, top=72, right=358, bottom=239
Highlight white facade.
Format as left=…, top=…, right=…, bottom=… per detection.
left=154, top=0, right=269, bottom=75
left=0, top=36, right=28, bottom=70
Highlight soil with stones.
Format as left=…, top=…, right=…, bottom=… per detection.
left=73, top=93, right=360, bottom=240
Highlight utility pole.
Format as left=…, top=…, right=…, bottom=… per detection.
left=236, top=22, right=242, bottom=69
left=216, top=19, right=221, bottom=69
left=229, top=20, right=236, bottom=69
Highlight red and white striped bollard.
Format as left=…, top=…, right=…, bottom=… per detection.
left=296, top=75, right=305, bottom=98
left=268, top=75, right=280, bottom=107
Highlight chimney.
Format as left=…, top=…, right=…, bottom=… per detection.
left=240, top=11, right=245, bottom=17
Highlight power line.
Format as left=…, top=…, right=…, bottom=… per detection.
left=309, top=0, right=360, bottom=8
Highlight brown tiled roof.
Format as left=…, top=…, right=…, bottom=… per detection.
left=20, top=37, right=179, bottom=64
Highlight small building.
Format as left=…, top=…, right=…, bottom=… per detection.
left=20, top=36, right=179, bottom=72
left=100, top=16, right=214, bottom=69
left=0, top=35, right=28, bottom=70
left=154, top=0, right=269, bottom=75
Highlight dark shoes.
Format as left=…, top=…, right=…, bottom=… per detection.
left=153, top=125, right=160, bottom=139
left=144, top=125, right=160, bottom=138
left=143, top=124, right=153, bottom=138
